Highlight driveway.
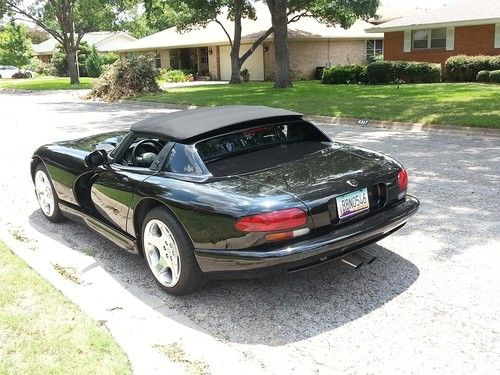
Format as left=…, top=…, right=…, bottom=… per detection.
left=0, top=90, right=499, bottom=374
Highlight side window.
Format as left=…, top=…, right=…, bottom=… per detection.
left=111, top=134, right=167, bottom=168
left=165, top=143, right=208, bottom=175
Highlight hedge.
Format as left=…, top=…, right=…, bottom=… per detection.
left=476, top=70, right=490, bottom=82
left=322, top=61, right=441, bottom=85
left=445, top=55, right=500, bottom=82
left=366, top=61, right=441, bottom=84
left=321, top=64, right=366, bottom=84
left=489, top=70, right=500, bottom=83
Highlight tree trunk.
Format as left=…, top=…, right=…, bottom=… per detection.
left=229, top=1, right=243, bottom=84
left=66, top=47, right=80, bottom=85
left=267, top=0, right=292, bottom=88
left=229, top=52, right=242, bottom=84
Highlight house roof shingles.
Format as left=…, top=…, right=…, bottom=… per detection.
left=32, top=32, right=136, bottom=55
left=367, top=0, right=500, bottom=32
left=111, top=3, right=382, bottom=52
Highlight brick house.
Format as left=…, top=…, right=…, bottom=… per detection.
left=366, top=0, right=500, bottom=66
left=111, top=5, right=383, bottom=81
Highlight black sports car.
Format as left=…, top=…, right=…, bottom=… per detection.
left=31, top=106, right=419, bottom=294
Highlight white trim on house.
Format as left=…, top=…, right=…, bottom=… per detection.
left=446, top=27, right=455, bottom=50
left=495, top=23, right=500, bottom=48
left=403, top=30, right=411, bottom=52
left=367, top=18, right=500, bottom=33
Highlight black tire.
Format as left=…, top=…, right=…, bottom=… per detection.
left=33, top=163, right=65, bottom=223
left=142, top=207, right=204, bottom=295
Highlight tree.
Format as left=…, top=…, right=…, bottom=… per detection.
left=119, top=0, right=177, bottom=38
left=51, top=41, right=92, bottom=77
left=266, top=0, right=380, bottom=88
left=0, top=22, right=32, bottom=66
left=165, top=0, right=274, bottom=84
left=1, top=0, right=129, bottom=84
left=265, top=0, right=290, bottom=88
left=85, top=46, right=102, bottom=77
left=26, top=26, right=50, bottom=44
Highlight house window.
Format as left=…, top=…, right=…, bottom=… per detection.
left=412, top=28, right=446, bottom=49
left=155, top=51, right=161, bottom=69
left=366, top=39, right=383, bottom=62
left=170, top=50, right=180, bottom=69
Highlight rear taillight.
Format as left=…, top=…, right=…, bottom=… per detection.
left=235, top=208, right=307, bottom=232
left=398, top=169, right=408, bottom=191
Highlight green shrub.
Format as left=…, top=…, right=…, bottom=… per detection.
left=476, top=70, right=490, bottom=82
left=445, top=55, right=500, bottom=82
left=24, top=57, right=56, bottom=76
left=240, top=68, right=250, bottom=82
left=100, top=52, right=119, bottom=66
left=51, top=41, right=92, bottom=77
left=11, top=71, right=31, bottom=79
left=366, top=61, right=395, bottom=84
left=366, top=60, right=440, bottom=84
left=489, top=70, right=500, bottom=83
left=321, top=64, right=366, bottom=84
left=394, top=61, right=441, bottom=83
left=86, top=56, right=159, bottom=101
left=159, top=69, right=192, bottom=83
left=85, top=46, right=102, bottom=78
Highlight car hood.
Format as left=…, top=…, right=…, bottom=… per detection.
left=235, top=143, right=402, bottom=203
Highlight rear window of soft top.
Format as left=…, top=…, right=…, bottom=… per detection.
left=195, top=120, right=330, bottom=176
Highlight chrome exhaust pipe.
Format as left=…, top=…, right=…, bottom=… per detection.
left=356, top=249, right=377, bottom=265
left=341, top=249, right=377, bottom=269
left=341, top=253, right=365, bottom=269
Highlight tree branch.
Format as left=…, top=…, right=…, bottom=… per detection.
left=240, top=26, right=274, bottom=64
left=5, top=1, right=64, bottom=44
left=214, top=18, right=233, bottom=49
left=288, top=11, right=310, bottom=24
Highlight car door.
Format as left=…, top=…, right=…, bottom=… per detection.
left=90, top=164, right=156, bottom=233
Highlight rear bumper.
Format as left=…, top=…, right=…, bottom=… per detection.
left=194, top=195, right=419, bottom=278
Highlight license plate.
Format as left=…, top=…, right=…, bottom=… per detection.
left=336, top=188, right=370, bottom=220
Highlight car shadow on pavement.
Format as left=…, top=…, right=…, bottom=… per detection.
left=29, top=209, right=419, bottom=346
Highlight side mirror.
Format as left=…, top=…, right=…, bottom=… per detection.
left=84, top=149, right=109, bottom=168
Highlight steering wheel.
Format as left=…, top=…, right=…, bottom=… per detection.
left=131, top=139, right=163, bottom=167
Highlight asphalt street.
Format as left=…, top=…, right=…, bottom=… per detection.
left=0, top=90, right=498, bottom=374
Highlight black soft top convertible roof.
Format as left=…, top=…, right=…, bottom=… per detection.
left=130, top=105, right=302, bottom=141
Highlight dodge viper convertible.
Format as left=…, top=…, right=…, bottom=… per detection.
left=31, top=106, right=419, bottom=294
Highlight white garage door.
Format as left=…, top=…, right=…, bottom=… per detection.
left=219, top=44, right=264, bottom=81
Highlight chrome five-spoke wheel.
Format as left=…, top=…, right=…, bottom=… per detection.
left=35, top=169, right=55, bottom=217
left=33, top=164, right=64, bottom=222
left=141, top=207, right=204, bottom=295
left=144, top=219, right=181, bottom=288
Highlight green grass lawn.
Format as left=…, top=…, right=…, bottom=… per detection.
left=0, top=76, right=93, bottom=90
left=0, top=241, right=132, bottom=375
left=136, top=81, right=500, bottom=128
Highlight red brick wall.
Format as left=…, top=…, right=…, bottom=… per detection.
left=384, top=24, right=500, bottom=65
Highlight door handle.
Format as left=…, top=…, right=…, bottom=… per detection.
left=120, top=176, right=129, bottom=182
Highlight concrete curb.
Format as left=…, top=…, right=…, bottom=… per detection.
left=0, top=221, right=263, bottom=375
left=304, top=115, right=500, bottom=138
left=124, top=100, right=500, bottom=138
